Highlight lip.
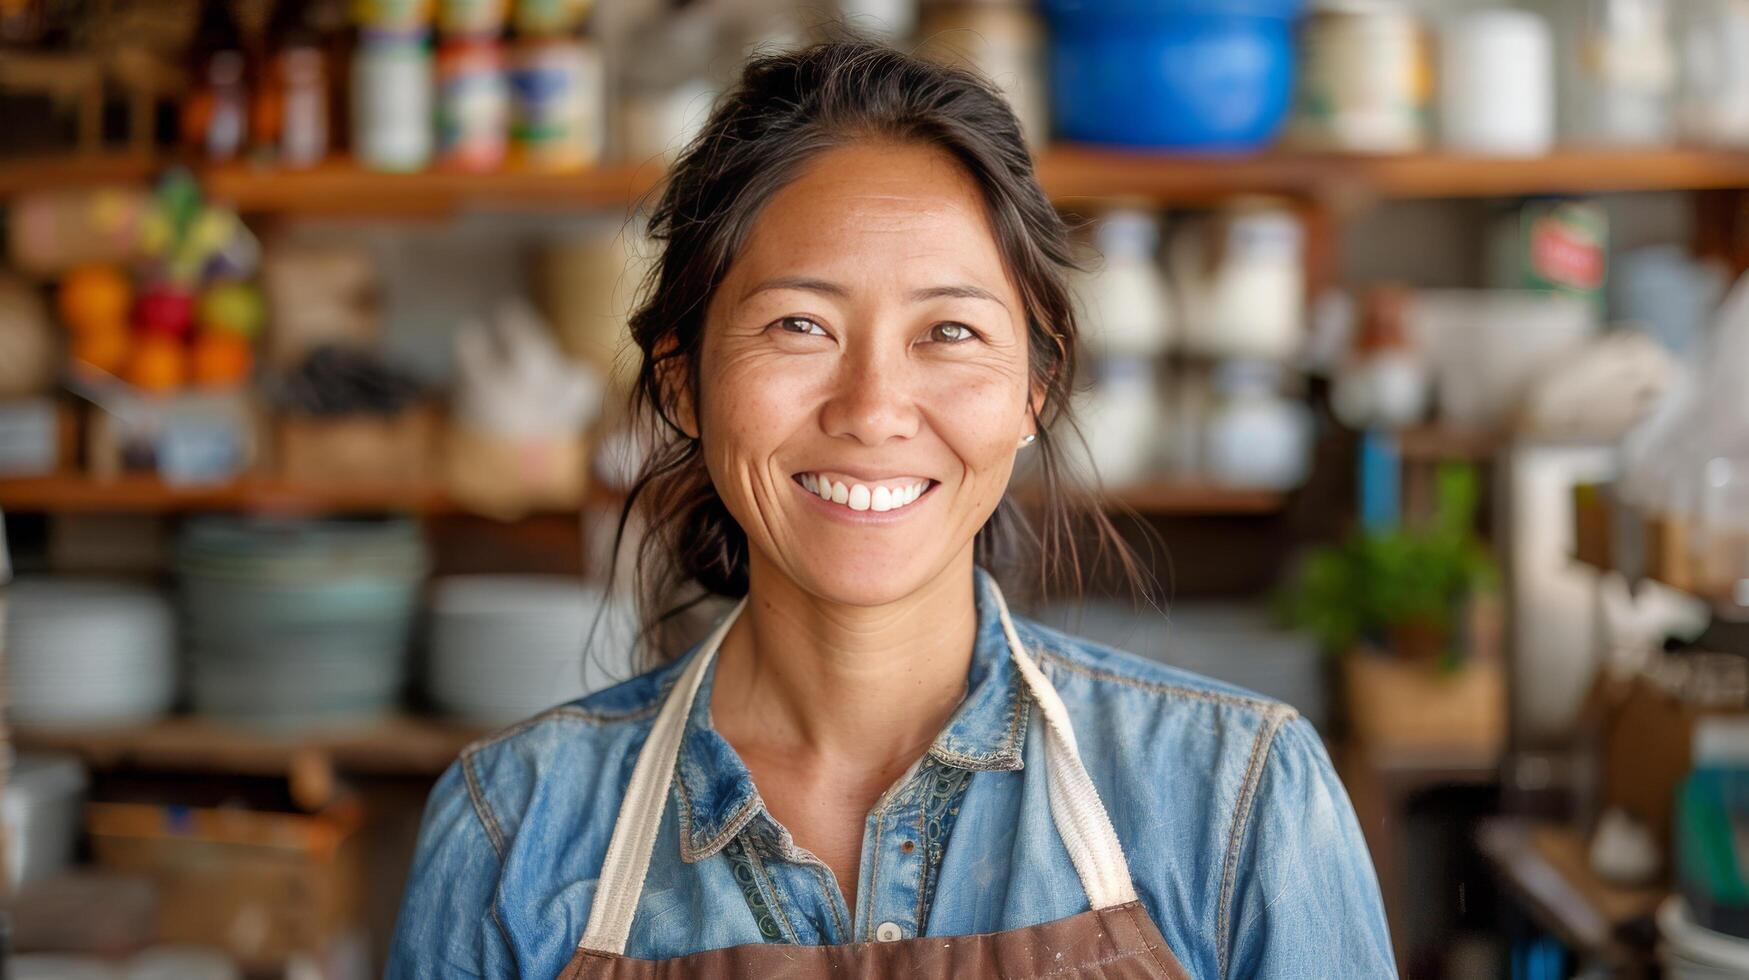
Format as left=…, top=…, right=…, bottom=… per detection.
left=793, top=466, right=935, bottom=486
left=790, top=474, right=937, bottom=523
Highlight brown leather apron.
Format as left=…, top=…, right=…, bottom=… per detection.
left=558, top=583, right=1191, bottom=979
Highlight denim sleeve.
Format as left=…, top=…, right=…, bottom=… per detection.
left=1223, top=717, right=1397, bottom=979
left=386, top=758, right=513, bottom=978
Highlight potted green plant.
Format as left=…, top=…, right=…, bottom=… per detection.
left=1280, top=464, right=1505, bottom=751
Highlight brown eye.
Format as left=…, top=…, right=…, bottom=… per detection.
left=930, top=322, right=976, bottom=343
left=778, top=317, right=828, bottom=337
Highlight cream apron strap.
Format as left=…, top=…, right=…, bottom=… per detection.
left=576, top=599, right=747, bottom=957
left=987, top=582, right=1141, bottom=910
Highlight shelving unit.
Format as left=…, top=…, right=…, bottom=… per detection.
left=8, top=146, right=1749, bottom=213
left=13, top=714, right=485, bottom=777
left=0, top=472, right=458, bottom=515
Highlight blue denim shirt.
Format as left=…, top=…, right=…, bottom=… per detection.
left=388, top=570, right=1396, bottom=978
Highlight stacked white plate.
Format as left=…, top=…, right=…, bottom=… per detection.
left=6, top=578, right=176, bottom=728
left=428, top=576, right=639, bottom=726
left=1661, top=896, right=1749, bottom=979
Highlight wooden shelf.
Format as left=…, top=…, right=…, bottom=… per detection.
left=0, top=473, right=455, bottom=514
left=0, top=153, right=156, bottom=197
left=9, top=146, right=1749, bottom=212
left=13, top=714, right=486, bottom=776
left=202, top=157, right=666, bottom=215
left=1041, top=146, right=1749, bottom=203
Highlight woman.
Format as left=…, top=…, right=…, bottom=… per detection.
left=389, top=39, right=1394, bottom=979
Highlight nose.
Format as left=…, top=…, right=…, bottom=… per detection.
left=818, top=340, right=921, bottom=447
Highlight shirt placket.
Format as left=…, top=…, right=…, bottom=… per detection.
left=851, top=768, right=930, bottom=943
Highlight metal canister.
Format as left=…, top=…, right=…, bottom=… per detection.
left=509, top=36, right=604, bottom=172
left=1290, top=2, right=1429, bottom=153
left=438, top=39, right=509, bottom=171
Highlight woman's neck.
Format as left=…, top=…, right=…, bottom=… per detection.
left=710, top=551, right=979, bottom=770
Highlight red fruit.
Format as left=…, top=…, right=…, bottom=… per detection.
left=135, top=287, right=195, bottom=339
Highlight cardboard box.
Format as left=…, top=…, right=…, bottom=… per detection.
left=86, top=799, right=363, bottom=971
left=276, top=407, right=437, bottom=487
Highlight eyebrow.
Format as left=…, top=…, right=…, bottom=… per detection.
left=742, top=276, right=1007, bottom=307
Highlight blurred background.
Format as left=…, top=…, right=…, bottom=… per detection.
left=3, top=0, right=1749, bottom=977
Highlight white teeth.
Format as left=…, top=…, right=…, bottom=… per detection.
left=802, top=474, right=929, bottom=513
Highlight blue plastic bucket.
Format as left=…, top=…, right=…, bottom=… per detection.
left=1041, top=0, right=1306, bottom=151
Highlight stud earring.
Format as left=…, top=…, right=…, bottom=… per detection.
left=1019, top=433, right=1037, bottom=448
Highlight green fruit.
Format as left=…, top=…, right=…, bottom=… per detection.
left=197, top=281, right=265, bottom=338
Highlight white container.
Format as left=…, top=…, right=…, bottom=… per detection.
left=1660, top=896, right=1749, bottom=978
left=1437, top=9, right=1555, bottom=155
left=1292, top=1, right=1428, bottom=153
left=352, top=33, right=434, bottom=172
left=1678, top=0, right=1749, bottom=147
left=0, top=398, right=59, bottom=476
left=428, top=576, right=638, bottom=724
left=2, top=753, right=88, bottom=887
left=1203, top=361, right=1312, bottom=490
left=1409, top=290, right=1598, bottom=429
left=1548, top=0, right=1676, bottom=146
left=509, top=37, right=605, bottom=173
left=1073, top=210, right=1173, bottom=359
left=837, top=0, right=916, bottom=39
left=1070, top=358, right=1162, bottom=487
left=1172, top=201, right=1305, bottom=362
left=6, top=578, right=178, bottom=728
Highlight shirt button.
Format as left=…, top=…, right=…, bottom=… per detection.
left=875, top=921, right=904, bottom=943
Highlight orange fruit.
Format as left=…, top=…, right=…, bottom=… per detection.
left=69, top=323, right=132, bottom=376
left=192, top=332, right=254, bottom=388
left=59, top=264, right=132, bottom=331
left=124, top=335, right=187, bottom=394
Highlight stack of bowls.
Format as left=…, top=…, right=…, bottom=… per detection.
left=428, top=576, right=637, bottom=726
left=6, top=578, right=176, bottom=728
left=175, top=516, right=428, bottom=729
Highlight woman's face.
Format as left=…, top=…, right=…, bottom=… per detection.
left=694, top=141, right=1036, bottom=607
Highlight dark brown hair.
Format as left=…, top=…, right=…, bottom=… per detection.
left=614, top=38, right=1150, bottom=660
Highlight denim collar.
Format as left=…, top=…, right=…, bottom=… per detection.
left=671, top=567, right=1030, bottom=863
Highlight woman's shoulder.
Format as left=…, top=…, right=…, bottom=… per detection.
left=1012, top=614, right=1300, bottom=724
left=1008, top=614, right=1334, bottom=797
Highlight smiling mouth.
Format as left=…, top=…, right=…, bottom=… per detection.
left=794, top=473, right=936, bottom=513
